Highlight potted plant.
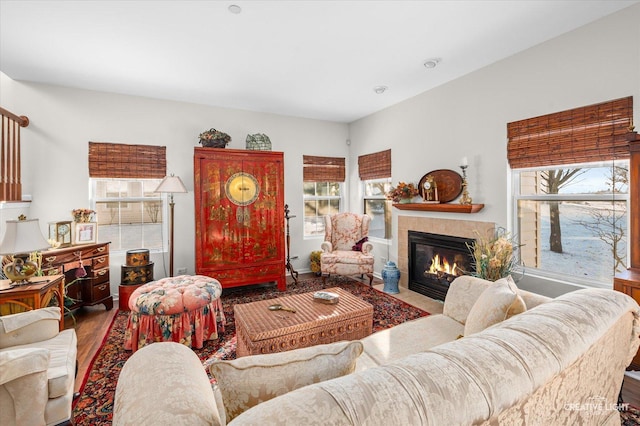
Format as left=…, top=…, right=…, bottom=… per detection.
left=310, top=250, right=322, bottom=276
left=199, top=128, right=232, bottom=148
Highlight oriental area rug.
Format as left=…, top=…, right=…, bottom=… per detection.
left=72, top=276, right=430, bottom=425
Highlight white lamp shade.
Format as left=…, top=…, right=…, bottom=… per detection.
left=154, top=175, right=188, bottom=194
left=0, top=219, right=50, bottom=255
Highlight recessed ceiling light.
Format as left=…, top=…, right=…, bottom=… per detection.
left=373, top=86, right=388, bottom=94
left=423, top=58, right=441, bottom=69
left=228, top=4, right=242, bottom=14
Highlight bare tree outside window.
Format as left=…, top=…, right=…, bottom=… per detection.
left=540, top=169, right=585, bottom=253
left=573, top=165, right=628, bottom=275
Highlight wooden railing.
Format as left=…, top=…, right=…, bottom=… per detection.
left=0, top=107, right=30, bottom=201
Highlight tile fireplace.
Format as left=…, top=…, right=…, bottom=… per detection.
left=408, top=230, right=475, bottom=301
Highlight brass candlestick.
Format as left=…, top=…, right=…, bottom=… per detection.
left=459, top=165, right=473, bottom=205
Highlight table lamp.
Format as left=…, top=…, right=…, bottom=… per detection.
left=154, top=174, right=188, bottom=277
left=0, top=219, right=50, bottom=284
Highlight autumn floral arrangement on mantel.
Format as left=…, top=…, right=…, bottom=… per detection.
left=386, top=182, right=420, bottom=203
left=467, top=228, right=521, bottom=282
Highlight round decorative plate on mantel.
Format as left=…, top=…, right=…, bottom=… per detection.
left=418, top=169, right=463, bottom=203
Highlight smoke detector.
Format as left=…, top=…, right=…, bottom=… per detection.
left=423, top=58, right=441, bottom=69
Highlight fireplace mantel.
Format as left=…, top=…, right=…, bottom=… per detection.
left=393, top=203, right=484, bottom=213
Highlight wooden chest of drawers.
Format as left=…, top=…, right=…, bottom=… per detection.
left=41, top=242, right=113, bottom=311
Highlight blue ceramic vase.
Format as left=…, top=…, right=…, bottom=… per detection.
left=382, top=261, right=400, bottom=294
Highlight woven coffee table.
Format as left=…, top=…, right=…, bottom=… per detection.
left=234, top=287, right=373, bottom=357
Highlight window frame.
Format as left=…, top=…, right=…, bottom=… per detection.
left=511, top=160, right=629, bottom=288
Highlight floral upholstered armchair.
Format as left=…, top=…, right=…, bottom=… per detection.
left=320, top=213, right=374, bottom=285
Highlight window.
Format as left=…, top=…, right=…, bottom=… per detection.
left=513, top=162, right=628, bottom=286
left=363, top=179, right=392, bottom=239
left=508, top=97, right=633, bottom=287
left=303, top=182, right=342, bottom=236
left=91, top=178, right=164, bottom=250
left=88, top=142, right=167, bottom=251
left=359, top=149, right=392, bottom=239
left=303, top=155, right=345, bottom=237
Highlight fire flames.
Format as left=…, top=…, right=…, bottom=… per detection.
left=427, top=254, right=460, bottom=276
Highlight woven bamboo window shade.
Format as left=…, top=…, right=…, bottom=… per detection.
left=303, top=155, right=345, bottom=182
left=507, top=96, right=633, bottom=169
left=358, top=149, right=391, bottom=180
left=88, top=142, right=166, bottom=179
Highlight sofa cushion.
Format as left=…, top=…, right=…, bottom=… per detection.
left=209, top=340, right=363, bottom=421
left=356, top=314, right=463, bottom=371
left=443, top=276, right=493, bottom=325
left=0, top=308, right=61, bottom=349
left=464, top=276, right=526, bottom=336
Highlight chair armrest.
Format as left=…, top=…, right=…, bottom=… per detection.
left=362, top=241, right=373, bottom=254
left=0, top=308, right=61, bottom=349
left=321, top=241, right=333, bottom=253
left=0, top=348, right=50, bottom=426
left=0, top=347, right=49, bottom=385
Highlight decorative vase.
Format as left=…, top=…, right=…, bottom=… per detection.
left=200, top=139, right=228, bottom=148
left=381, top=261, right=400, bottom=294
left=3, top=255, right=38, bottom=283
left=399, top=197, right=413, bottom=204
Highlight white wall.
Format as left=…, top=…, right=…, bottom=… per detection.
left=0, top=74, right=349, bottom=296
left=348, top=4, right=640, bottom=291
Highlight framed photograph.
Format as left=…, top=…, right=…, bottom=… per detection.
left=74, top=222, right=97, bottom=244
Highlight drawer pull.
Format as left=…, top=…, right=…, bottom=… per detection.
left=45, top=256, right=57, bottom=262
left=97, top=269, right=108, bottom=276
left=96, top=257, right=107, bottom=264
left=98, top=285, right=107, bottom=291
left=97, top=247, right=106, bottom=253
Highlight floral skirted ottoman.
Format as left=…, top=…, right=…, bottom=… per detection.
left=124, top=275, right=225, bottom=352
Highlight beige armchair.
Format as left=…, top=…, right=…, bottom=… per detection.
left=321, top=213, right=374, bottom=285
left=0, top=307, right=77, bottom=426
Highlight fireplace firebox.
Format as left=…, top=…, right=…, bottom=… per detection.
left=408, top=231, right=475, bottom=301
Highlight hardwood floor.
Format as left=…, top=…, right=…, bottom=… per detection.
left=66, top=305, right=117, bottom=393
left=68, top=274, right=640, bottom=408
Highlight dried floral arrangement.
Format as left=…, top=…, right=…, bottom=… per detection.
left=72, top=208, right=95, bottom=222
left=468, top=227, right=520, bottom=281
left=386, top=182, right=419, bottom=203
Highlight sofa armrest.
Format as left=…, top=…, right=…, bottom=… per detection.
left=321, top=241, right=333, bottom=253
left=113, top=342, right=224, bottom=426
left=0, top=308, right=61, bottom=349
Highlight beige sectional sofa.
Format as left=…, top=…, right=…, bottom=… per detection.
left=113, top=276, right=640, bottom=425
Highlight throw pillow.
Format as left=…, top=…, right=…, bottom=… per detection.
left=463, top=276, right=526, bottom=336
left=352, top=237, right=368, bottom=251
left=209, top=340, right=364, bottom=421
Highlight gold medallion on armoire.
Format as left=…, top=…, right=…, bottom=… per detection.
left=225, top=172, right=259, bottom=206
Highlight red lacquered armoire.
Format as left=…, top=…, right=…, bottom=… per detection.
left=194, top=147, right=286, bottom=291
